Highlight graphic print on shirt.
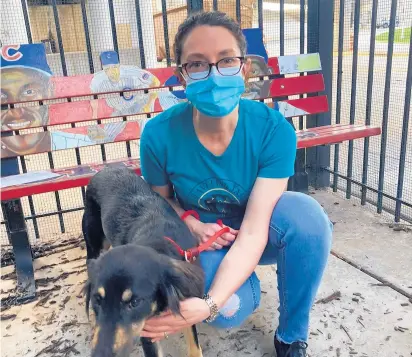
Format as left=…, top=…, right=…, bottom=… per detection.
left=188, top=178, right=247, bottom=217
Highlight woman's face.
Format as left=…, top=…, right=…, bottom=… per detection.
left=179, top=25, right=250, bottom=84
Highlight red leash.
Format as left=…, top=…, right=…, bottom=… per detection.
left=164, top=210, right=229, bottom=262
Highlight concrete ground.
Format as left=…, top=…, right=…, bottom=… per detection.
left=1, top=190, right=411, bottom=357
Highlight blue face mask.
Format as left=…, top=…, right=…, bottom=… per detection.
left=185, top=67, right=245, bottom=118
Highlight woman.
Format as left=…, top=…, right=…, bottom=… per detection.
left=140, top=11, right=333, bottom=357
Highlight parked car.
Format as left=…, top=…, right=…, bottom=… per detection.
left=376, top=16, right=400, bottom=29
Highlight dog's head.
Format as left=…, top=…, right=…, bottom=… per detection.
left=84, top=244, right=204, bottom=357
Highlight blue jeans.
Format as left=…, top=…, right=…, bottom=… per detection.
left=199, top=191, right=333, bottom=344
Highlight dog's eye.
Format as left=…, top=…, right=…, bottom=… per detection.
left=128, top=297, right=141, bottom=308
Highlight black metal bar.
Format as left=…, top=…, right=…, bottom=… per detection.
left=9, top=206, right=85, bottom=222
left=377, top=0, right=398, bottom=213
left=306, top=0, right=332, bottom=189
left=1, top=200, right=36, bottom=303
left=135, top=0, right=146, bottom=69
left=80, top=0, right=95, bottom=73
left=134, top=0, right=149, bottom=153
left=323, top=168, right=412, bottom=211
left=280, top=0, right=285, bottom=56
left=25, top=195, right=39, bottom=239
left=107, top=0, right=119, bottom=55
left=20, top=0, right=32, bottom=43
left=213, top=0, right=218, bottom=11
left=298, top=0, right=305, bottom=131
left=161, top=0, right=172, bottom=66
left=333, top=0, right=345, bottom=192
left=236, top=0, right=241, bottom=23
left=94, top=59, right=108, bottom=161
left=43, top=126, right=65, bottom=234
left=290, top=151, right=309, bottom=193
left=299, top=0, right=305, bottom=54
left=51, top=0, right=68, bottom=76
left=394, top=31, right=412, bottom=222
left=188, top=0, right=203, bottom=13
left=258, top=0, right=263, bottom=30
left=345, top=0, right=360, bottom=199
left=18, top=154, right=40, bottom=239
left=67, top=122, right=86, bottom=203
left=360, top=0, right=378, bottom=205
left=126, top=138, right=132, bottom=158
left=119, top=114, right=132, bottom=158
left=286, top=118, right=308, bottom=193
left=96, top=118, right=107, bottom=161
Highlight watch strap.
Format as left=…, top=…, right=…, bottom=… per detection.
left=203, top=293, right=219, bottom=323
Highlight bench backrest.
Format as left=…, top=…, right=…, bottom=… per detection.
left=1, top=34, right=328, bottom=160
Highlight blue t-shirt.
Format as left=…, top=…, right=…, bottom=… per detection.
left=140, top=99, right=297, bottom=230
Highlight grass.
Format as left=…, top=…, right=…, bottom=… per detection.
left=376, top=27, right=411, bottom=44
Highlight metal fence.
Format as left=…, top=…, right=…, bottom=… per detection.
left=330, top=0, right=411, bottom=223
left=1, top=0, right=411, bottom=247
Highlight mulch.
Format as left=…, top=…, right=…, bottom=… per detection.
left=1, top=236, right=84, bottom=268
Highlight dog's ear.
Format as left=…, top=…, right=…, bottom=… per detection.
left=157, top=259, right=205, bottom=315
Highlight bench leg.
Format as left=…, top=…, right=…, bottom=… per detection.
left=2, top=200, right=36, bottom=303
left=288, top=149, right=309, bottom=193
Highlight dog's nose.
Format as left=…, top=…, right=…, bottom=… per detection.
left=91, top=324, right=116, bottom=357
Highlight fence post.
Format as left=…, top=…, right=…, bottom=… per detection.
left=306, top=0, right=334, bottom=189
left=188, top=0, right=203, bottom=14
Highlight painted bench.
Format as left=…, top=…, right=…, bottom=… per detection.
left=1, top=38, right=381, bottom=301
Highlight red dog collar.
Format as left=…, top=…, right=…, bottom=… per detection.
left=164, top=210, right=228, bottom=263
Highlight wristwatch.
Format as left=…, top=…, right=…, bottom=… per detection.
left=203, top=293, right=220, bottom=323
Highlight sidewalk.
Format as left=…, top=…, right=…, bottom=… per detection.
left=1, top=190, right=411, bottom=356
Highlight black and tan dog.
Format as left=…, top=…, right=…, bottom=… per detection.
left=82, top=167, right=205, bottom=357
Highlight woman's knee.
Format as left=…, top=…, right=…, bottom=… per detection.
left=200, top=251, right=262, bottom=329
left=206, top=272, right=261, bottom=329
left=270, top=191, right=333, bottom=247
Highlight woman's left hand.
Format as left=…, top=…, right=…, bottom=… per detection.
left=140, top=297, right=211, bottom=342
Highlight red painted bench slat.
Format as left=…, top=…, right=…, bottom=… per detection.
left=0, top=124, right=381, bottom=201
left=268, top=74, right=324, bottom=97
left=296, top=124, right=382, bottom=149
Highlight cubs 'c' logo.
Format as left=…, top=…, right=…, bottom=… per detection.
left=1, top=45, right=23, bottom=61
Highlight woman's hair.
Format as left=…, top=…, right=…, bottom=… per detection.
left=173, top=11, right=247, bottom=65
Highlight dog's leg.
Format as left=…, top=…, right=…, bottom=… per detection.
left=183, top=325, right=203, bottom=357
left=140, top=337, right=164, bottom=357
left=82, top=199, right=105, bottom=260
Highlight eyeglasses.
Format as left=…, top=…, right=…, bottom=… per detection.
left=179, top=56, right=245, bottom=80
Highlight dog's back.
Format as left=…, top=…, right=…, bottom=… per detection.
left=83, top=167, right=197, bottom=259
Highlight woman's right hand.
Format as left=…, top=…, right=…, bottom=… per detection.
left=188, top=220, right=238, bottom=251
